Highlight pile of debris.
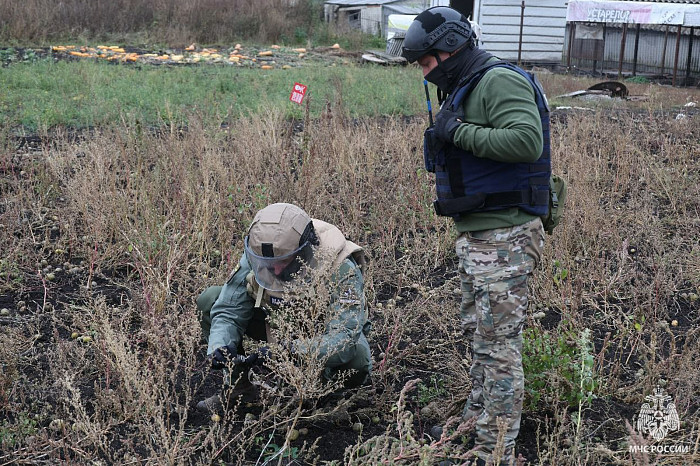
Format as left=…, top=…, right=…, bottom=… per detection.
left=556, top=81, right=631, bottom=100
left=361, top=50, right=406, bottom=66
left=46, top=43, right=349, bottom=69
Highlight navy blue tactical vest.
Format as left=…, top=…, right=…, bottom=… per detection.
left=424, top=61, right=551, bottom=220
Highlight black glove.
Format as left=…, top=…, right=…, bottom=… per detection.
left=245, top=346, right=270, bottom=366
left=279, top=340, right=298, bottom=356
left=433, top=107, right=463, bottom=143
left=210, top=344, right=237, bottom=370
left=257, top=346, right=271, bottom=360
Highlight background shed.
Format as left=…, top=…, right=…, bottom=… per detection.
left=564, top=0, right=700, bottom=85
left=470, top=0, right=569, bottom=63
left=455, top=0, right=699, bottom=83
left=323, top=0, right=448, bottom=37
left=325, top=0, right=699, bottom=85
left=383, top=4, right=425, bottom=38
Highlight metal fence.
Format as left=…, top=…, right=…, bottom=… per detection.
left=385, top=32, right=405, bottom=56
left=565, top=22, right=699, bottom=85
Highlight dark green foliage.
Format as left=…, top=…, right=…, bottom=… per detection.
left=523, top=325, right=598, bottom=410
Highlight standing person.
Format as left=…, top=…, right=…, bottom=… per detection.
left=196, top=203, right=372, bottom=412
left=402, top=7, right=549, bottom=465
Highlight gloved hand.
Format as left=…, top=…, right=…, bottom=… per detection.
left=246, top=346, right=270, bottom=366
left=210, top=344, right=237, bottom=370
left=258, top=346, right=271, bottom=360
left=279, top=340, right=298, bottom=356
left=433, top=107, right=463, bottom=143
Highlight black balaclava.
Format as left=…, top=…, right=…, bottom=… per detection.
left=425, top=45, right=494, bottom=96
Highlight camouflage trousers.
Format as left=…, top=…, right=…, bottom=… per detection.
left=456, top=217, right=544, bottom=463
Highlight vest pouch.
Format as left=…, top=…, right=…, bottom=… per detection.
left=423, top=126, right=444, bottom=173
left=541, top=174, right=568, bottom=235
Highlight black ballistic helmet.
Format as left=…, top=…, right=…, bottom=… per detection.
left=402, top=6, right=476, bottom=63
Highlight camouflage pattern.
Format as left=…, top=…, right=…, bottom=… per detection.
left=456, top=217, right=544, bottom=463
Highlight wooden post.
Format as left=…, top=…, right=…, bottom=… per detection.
left=602, top=23, right=607, bottom=76
left=660, top=25, right=669, bottom=76
left=686, top=27, right=694, bottom=86
left=673, top=25, right=682, bottom=86
left=518, top=1, right=525, bottom=66
left=567, top=22, right=575, bottom=73
left=618, top=23, right=628, bottom=81
left=632, top=23, right=641, bottom=76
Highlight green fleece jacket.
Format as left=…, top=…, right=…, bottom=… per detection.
left=450, top=60, right=543, bottom=232
left=208, top=254, right=372, bottom=375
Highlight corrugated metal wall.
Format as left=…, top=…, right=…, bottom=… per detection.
left=565, top=24, right=700, bottom=77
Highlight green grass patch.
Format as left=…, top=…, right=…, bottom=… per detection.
left=0, top=414, right=37, bottom=449
left=1, top=59, right=428, bottom=131
left=523, top=325, right=599, bottom=411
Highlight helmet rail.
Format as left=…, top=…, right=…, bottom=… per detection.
left=401, top=6, right=475, bottom=63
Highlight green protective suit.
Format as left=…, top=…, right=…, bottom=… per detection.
left=197, top=221, right=372, bottom=387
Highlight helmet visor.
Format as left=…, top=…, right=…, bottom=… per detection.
left=244, top=236, right=314, bottom=292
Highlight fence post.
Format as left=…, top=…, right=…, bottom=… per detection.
left=518, top=1, right=525, bottom=66
left=673, top=25, right=682, bottom=86
left=632, top=23, right=641, bottom=76
left=567, top=22, right=575, bottom=73
left=686, top=27, right=695, bottom=86
left=618, top=23, right=628, bottom=81
left=660, top=25, right=669, bottom=76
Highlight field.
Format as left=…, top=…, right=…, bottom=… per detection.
left=2, top=36, right=700, bottom=466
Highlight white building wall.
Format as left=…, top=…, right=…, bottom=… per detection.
left=474, top=0, right=569, bottom=62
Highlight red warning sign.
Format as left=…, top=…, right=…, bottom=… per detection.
left=289, top=82, right=307, bottom=105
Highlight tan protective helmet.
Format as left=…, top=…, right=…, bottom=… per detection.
left=244, top=203, right=318, bottom=292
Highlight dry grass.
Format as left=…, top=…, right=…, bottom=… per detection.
left=0, top=81, right=699, bottom=464
left=0, top=0, right=320, bottom=45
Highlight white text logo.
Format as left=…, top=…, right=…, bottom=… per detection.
left=636, top=387, right=680, bottom=441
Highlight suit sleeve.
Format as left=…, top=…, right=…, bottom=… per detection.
left=207, top=255, right=255, bottom=355
left=294, top=258, right=368, bottom=368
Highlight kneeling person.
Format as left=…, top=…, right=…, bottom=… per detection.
left=196, top=203, right=372, bottom=411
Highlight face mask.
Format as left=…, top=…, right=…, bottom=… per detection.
left=424, top=53, right=464, bottom=94
left=425, top=47, right=493, bottom=95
